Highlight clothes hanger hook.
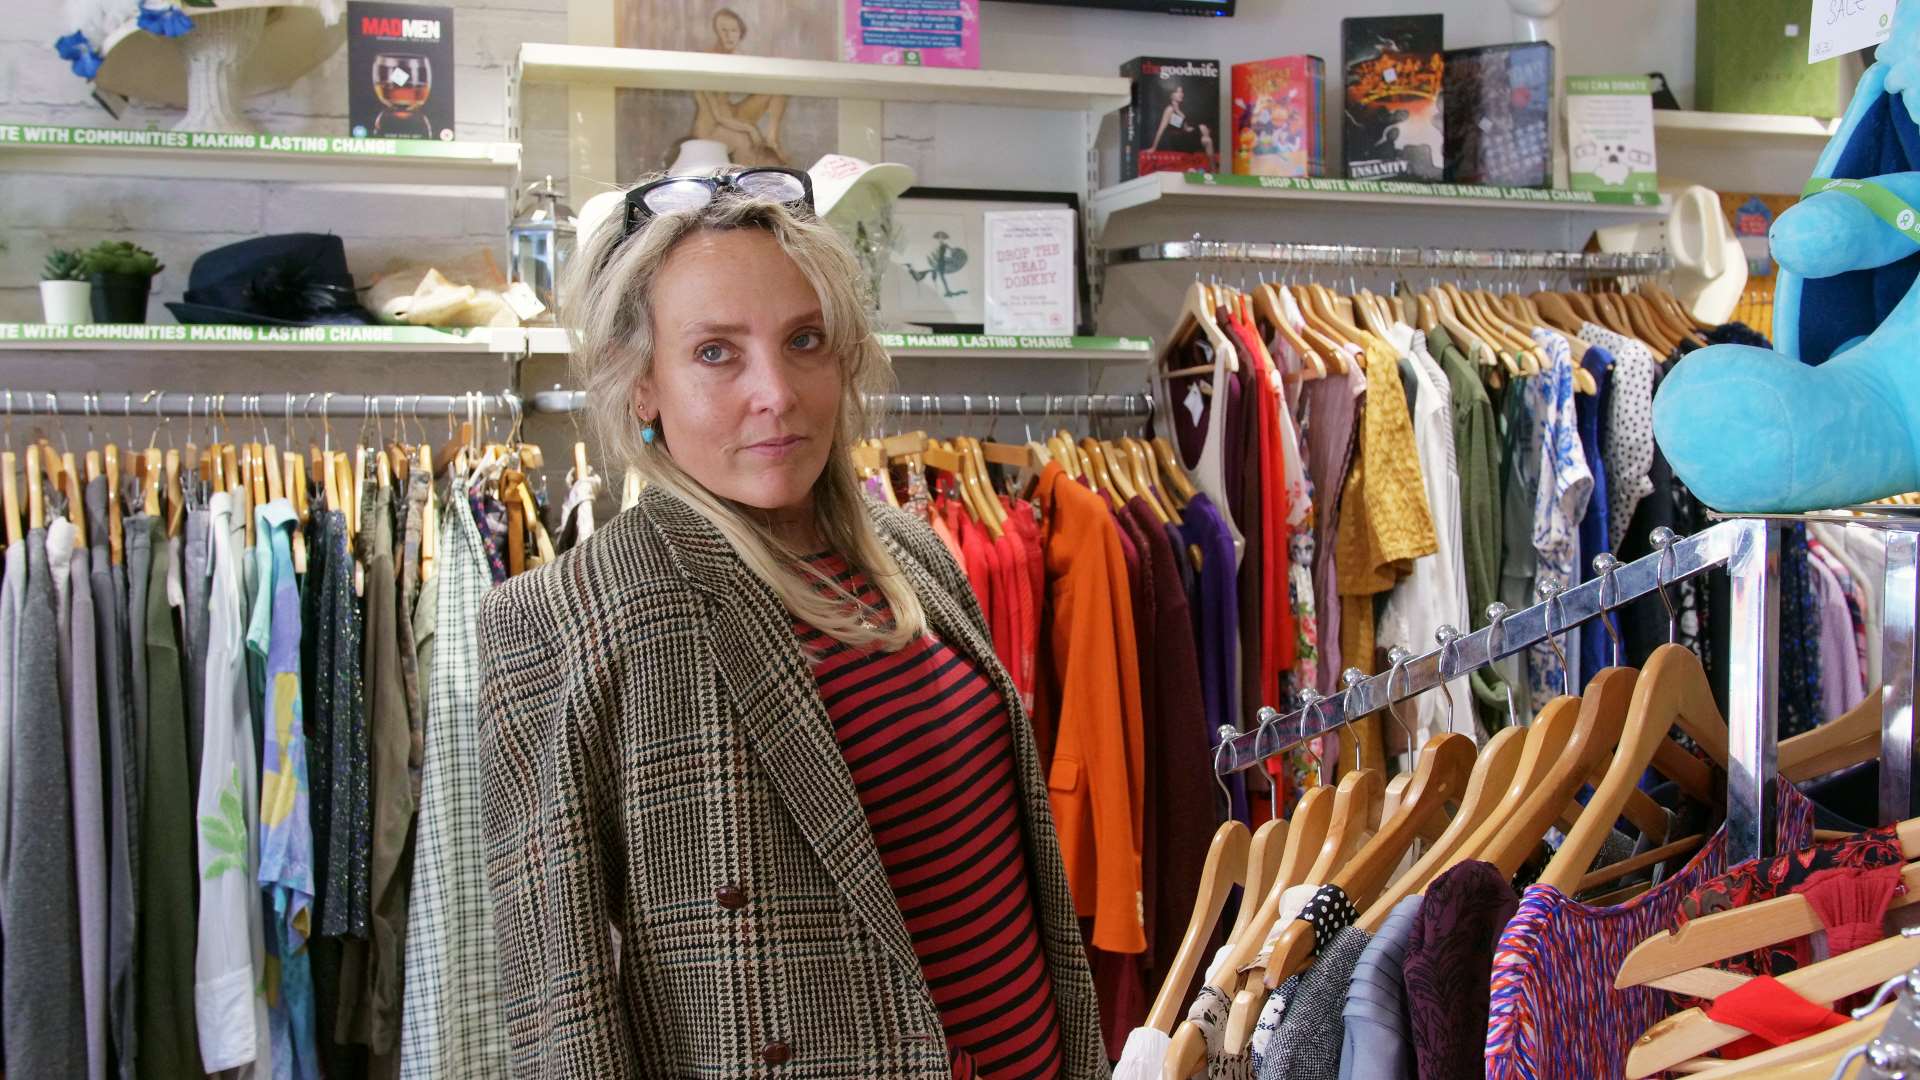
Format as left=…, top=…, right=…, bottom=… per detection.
left=1431, top=625, right=1461, bottom=732
left=1340, top=667, right=1370, bottom=771
left=1537, top=581, right=1572, bottom=694
left=1650, top=526, right=1680, bottom=644
left=1296, top=690, right=1331, bottom=785
left=1593, top=552, right=1625, bottom=667
left=1252, top=707, right=1286, bottom=820
left=1212, top=726, right=1238, bottom=810
left=1383, top=647, right=1418, bottom=758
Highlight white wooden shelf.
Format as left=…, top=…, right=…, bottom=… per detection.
left=879, top=333, right=1152, bottom=362
left=0, top=123, right=521, bottom=186
left=1092, top=171, right=1670, bottom=231
left=514, top=43, right=1132, bottom=113
left=1654, top=110, right=1842, bottom=148
left=0, top=324, right=567, bottom=354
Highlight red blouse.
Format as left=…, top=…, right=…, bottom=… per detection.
left=794, top=553, right=1063, bottom=1080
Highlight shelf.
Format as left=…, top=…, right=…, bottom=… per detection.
left=879, top=333, right=1152, bottom=362
left=0, top=123, right=521, bottom=186
left=514, top=43, right=1132, bottom=114
left=1653, top=110, right=1842, bottom=148
left=1092, top=171, right=1669, bottom=229
left=0, top=323, right=566, bottom=354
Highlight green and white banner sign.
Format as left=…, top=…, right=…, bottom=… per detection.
left=879, top=333, right=1152, bottom=353
left=1182, top=172, right=1659, bottom=207
left=0, top=123, right=505, bottom=162
left=0, top=323, right=487, bottom=347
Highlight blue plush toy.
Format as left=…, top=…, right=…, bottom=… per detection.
left=1653, top=4, right=1920, bottom=512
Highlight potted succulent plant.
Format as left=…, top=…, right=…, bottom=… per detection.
left=79, top=240, right=163, bottom=324
left=39, top=248, right=92, bottom=324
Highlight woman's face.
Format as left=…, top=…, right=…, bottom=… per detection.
left=636, top=228, right=841, bottom=518
left=713, top=13, right=744, bottom=51
left=1172, top=86, right=1184, bottom=105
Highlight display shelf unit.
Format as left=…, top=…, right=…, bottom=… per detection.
left=1653, top=110, right=1843, bottom=149
left=1091, top=171, right=1670, bottom=232
left=878, top=334, right=1152, bottom=362
left=0, top=323, right=569, bottom=354
left=0, top=123, right=522, bottom=185
left=512, top=44, right=1132, bottom=112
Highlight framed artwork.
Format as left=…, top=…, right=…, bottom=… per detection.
left=612, top=0, right=839, bottom=181
left=882, top=187, right=1087, bottom=334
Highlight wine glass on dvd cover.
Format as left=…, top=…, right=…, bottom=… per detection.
left=372, top=53, right=435, bottom=139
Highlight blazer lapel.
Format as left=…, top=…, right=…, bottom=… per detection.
left=640, top=490, right=924, bottom=983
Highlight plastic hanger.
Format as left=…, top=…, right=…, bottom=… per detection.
left=1144, top=821, right=1252, bottom=1034
left=1626, top=929, right=1920, bottom=1077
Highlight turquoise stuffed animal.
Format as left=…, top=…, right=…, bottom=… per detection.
left=1653, top=4, right=1920, bottom=512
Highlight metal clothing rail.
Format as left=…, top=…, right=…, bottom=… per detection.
left=528, top=389, right=1156, bottom=418
left=1216, top=518, right=1789, bottom=864
left=0, top=390, right=519, bottom=418
left=1102, top=238, right=1674, bottom=276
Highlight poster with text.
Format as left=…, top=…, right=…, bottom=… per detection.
left=983, top=210, right=1074, bottom=335
left=614, top=0, right=838, bottom=181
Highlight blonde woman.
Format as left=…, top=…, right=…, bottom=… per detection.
left=478, top=168, right=1106, bottom=1078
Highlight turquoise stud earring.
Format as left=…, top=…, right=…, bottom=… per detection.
left=640, top=420, right=657, bottom=445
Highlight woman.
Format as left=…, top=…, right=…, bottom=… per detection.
left=1150, top=84, right=1215, bottom=161
left=478, top=168, right=1107, bottom=1079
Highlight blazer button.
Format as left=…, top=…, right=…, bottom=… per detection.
left=760, top=1040, right=791, bottom=1065
left=715, top=884, right=747, bottom=910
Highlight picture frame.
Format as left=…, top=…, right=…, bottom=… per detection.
left=881, top=187, right=1089, bottom=335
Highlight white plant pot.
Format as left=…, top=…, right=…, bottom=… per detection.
left=39, top=280, right=93, bottom=325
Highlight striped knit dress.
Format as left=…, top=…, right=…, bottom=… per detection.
left=793, top=552, right=1063, bottom=1079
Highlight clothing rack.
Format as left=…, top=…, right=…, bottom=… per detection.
left=0, top=390, right=520, bottom=418
left=1102, top=238, right=1674, bottom=276
left=527, top=389, right=1156, bottom=419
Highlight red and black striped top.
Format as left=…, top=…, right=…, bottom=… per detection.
left=794, top=552, right=1063, bottom=1080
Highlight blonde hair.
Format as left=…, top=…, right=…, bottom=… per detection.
left=562, top=178, right=925, bottom=650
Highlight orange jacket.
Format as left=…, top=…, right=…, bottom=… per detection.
left=1035, top=463, right=1148, bottom=954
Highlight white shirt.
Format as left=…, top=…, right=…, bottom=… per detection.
left=194, top=492, right=272, bottom=1074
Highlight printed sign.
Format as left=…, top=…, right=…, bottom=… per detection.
left=843, top=0, right=979, bottom=68
left=1566, top=75, right=1657, bottom=195
left=1808, top=0, right=1895, bottom=63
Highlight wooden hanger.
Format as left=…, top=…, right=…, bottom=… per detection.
left=1282, top=283, right=1351, bottom=374
left=1533, top=290, right=1587, bottom=336
left=1151, top=438, right=1197, bottom=505
left=1359, top=723, right=1527, bottom=932
left=1429, top=284, right=1496, bottom=369
left=1681, top=1003, right=1895, bottom=1079
left=104, top=444, right=124, bottom=565
left=1260, top=733, right=1476, bottom=990
left=1646, top=283, right=1716, bottom=336
left=1254, top=281, right=1325, bottom=381
left=1447, top=284, right=1525, bottom=375
left=1219, top=807, right=1309, bottom=1053
left=62, top=452, right=85, bottom=548
left=1539, top=646, right=1730, bottom=892
left=1221, top=780, right=1328, bottom=1045
left=1626, top=928, right=1920, bottom=1076
left=1, top=450, right=20, bottom=548
left=1145, top=822, right=1252, bottom=1034
left=1083, top=438, right=1130, bottom=508
left=1617, top=814, right=1920, bottom=995
left=1779, top=690, right=1883, bottom=783
left=1623, top=290, right=1678, bottom=355
left=1167, top=280, right=1239, bottom=375
left=24, top=446, right=44, bottom=532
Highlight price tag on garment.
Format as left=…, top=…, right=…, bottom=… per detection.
left=1808, top=0, right=1895, bottom=63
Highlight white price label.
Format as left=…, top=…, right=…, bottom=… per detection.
left=1808, top=0, right=1895, bottom=63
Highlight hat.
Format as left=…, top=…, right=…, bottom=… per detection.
left=166, top=233, right=377, bottom=326
left=92, top=0, right=345, bottom=112
left=806, top=154, right=915, bottom=225
left=1596, top=184, right=1747, bottom=325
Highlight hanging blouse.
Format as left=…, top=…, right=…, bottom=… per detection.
left=1576, top=322, right=1659, bottom=544
left=1523, top=327, right=1593, bottom=711
left=1484, top=779, right=1819, bottom=1080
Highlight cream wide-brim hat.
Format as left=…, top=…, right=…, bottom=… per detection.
left=94, top=0, right=344, bottom=109
left=1596, top=184, right=1748, bottom=326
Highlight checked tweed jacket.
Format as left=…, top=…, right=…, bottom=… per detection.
left=477, top=486, right=1109, bottom=1079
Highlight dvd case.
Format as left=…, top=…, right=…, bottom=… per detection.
left=1340, top=15, right=1443, bottom=182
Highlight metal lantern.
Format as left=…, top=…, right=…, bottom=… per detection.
left=509, top=175, right=575, bottom=321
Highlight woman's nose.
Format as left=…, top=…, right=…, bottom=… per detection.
left=742, top=349, right=800, bottom=414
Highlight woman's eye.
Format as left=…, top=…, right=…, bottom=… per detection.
left=696, top=342, right=733, bottom=365
left=790, top=330, right=823, bottom=351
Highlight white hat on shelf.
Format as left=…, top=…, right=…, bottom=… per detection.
left=1597, top=184, right=1748, bottom=326
left=807, top=154, right=915, bottom=226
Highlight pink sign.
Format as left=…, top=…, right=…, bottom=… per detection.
left=842, top=0, right=979, bottom=69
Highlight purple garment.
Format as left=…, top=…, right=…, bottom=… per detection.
left=1298, top=368, right=1361, bottom=690
left=467, top=491, right=507, bottom=585
left=1808, top=555, right=1861, bottom=721
left=1576, top=347, right=1615, bottom=688
left=1179, top=493, right=1245, bottom=823
left=1221, top=353, right=1248, bottom=528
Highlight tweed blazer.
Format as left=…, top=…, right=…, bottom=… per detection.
left=478, top=485, right=1109, bottom=1079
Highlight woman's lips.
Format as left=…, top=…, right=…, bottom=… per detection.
left=743, top=435, right=806, bottom=459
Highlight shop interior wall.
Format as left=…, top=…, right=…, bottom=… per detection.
left=0, top=0, right=1755, bottom=483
